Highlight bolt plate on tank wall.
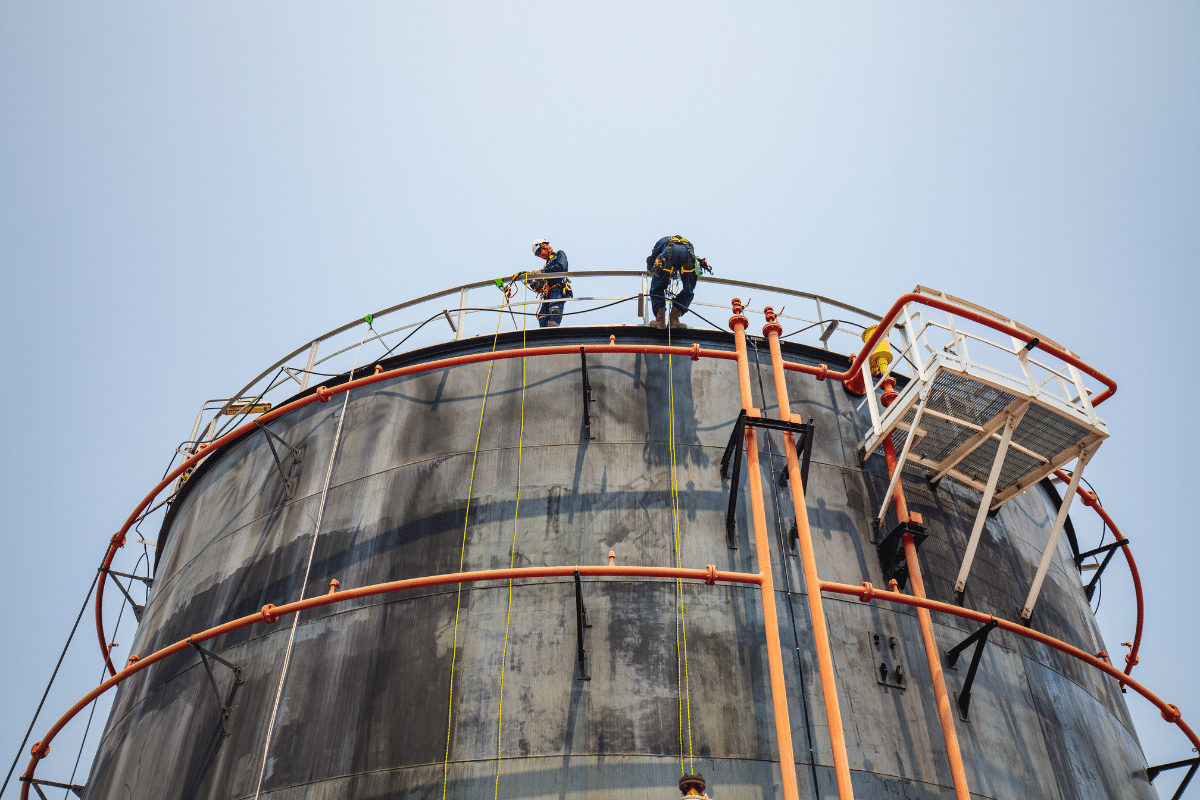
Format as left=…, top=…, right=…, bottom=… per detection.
left=859, top=361, right=1107, bottom=511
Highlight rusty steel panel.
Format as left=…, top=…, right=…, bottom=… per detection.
left=84, top=327, right=1152, bottom=800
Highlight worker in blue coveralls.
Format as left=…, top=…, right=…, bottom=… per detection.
left=529, top=239, right=570, bottom=328
left=646, top=235, right=708, bottom=329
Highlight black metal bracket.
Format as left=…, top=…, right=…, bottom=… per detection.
left=776, top=419, right=814, bottom=493
left=1148, top=756, right=1199, bottom=800
left=573, top=571, right=592, bottom=680
left=1077, top=539, right=1130, bottom=601
left=875, top=520, right=928, bottom=592
left=720, top=410, right=814, bottom=550
left=20, top=778, right=85, bottom=799
left=188, top=639, right=244, bottom=736
left=945, top=619, right=998, bottom=719
left=579, top=347, right=594, bottom=440
left=256, top=421, right=303, bottom=499
left=101, top=567, right=145, bottom=623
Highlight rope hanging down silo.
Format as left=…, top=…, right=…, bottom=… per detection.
left=442, top=309, right=506, bottom=800
left=667, top=317, right=696, bottom=776
left=494, top=285, right=529, bottom=800
left=251, top=329, right=372, bottom=800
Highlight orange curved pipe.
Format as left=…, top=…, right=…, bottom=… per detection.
left=763, top=313, right=855, bottom=799
left=821, top=578, right=1200, bottom=756
left=1052, top=468, right=1143, bottom=675
left=24, top=562, right=761, bottom=799
left=94, top=342, right=740, bottom=674
left=781, top=293, right=1118, bottom=407
left=729, top=302, right=802, bottom=800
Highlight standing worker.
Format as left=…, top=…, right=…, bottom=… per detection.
left=646, top=235, right=708, bottom=329
left=528, top=238, right=571, bottom=328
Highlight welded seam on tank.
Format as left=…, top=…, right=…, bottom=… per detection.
left=667, top=318, right=695, bottom=775
left=442, top=311, right=505, bottom=800
left=493, top=284, right=528, bottom=800
left=250, top=332, right=369, bottom=800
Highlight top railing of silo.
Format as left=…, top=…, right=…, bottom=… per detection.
left=181, top=272, right=886, bottom=452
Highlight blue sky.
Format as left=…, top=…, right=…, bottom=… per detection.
left=2, top=2, right=1197, bottom=796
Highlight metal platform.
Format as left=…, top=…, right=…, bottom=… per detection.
left=855, top=287, right=1109, bottom=614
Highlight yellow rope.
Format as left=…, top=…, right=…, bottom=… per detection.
left=667, top=314, right=695, bottom=775
left=493, top=285, right=528, bottom=800
left=442, top=309, right=505, bottom=800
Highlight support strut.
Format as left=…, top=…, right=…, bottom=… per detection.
left=187, top=639, right=243, bottom=736
left=1079, top=540, right=1131, bottom=601
left=19, top=778, right=85, bottom=799
left=255, top=421, right=303, bottom=500
left=1148, top=756, right=1199, bottom=800
left=573, top=570, right=591, bottom=680
left=721, top=409, right=813, bottom=550
left=579, top=347, right=594, bottom=440
left=945, top=619, right=998, bottom=718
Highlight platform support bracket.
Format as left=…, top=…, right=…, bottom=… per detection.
left=945, top=619, right=998, bottom=719
left=1148, top=756, right=1199, bottom=800
left=1078, top=540, right=1130, bottom=601
left=188, top=639, right=243, bottom=736
left=100, top=567, right=146, bottom=623
left=721, top=410, right=813, bottom=551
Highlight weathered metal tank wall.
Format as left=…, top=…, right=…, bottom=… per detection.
left=84, top=325, right=1155, bottom=800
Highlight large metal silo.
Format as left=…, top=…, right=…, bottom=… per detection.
left=52, top=279, right=1178, bottom=800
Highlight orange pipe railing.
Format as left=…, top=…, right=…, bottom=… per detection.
left=23, top=563, right=760, bottom=800
left=820, top=579, right=1199, bottom=756
left=728, top=301, right=802, bottom=800
left=762, top=310, right=855, bottom=799
left=94, top=342, right=739, bottom=675
left=779, top=293, right=1118, bottom=407
left=1052, top=468, right=1144, bottom=676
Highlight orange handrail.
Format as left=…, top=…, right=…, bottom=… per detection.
left=24, top=563, right=760, bottom=799
left=94, top=342, right=739, bottom=675
left=780, top=292, right=1119, bottom=407
left=1052, top=468, right=1144, bottom=675
left=822, top=579, right=1199, bottom=756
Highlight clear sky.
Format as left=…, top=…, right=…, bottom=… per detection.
left=2, top=2, right=1197, bottom=797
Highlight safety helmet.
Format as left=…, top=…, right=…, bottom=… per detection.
left=532, top=239, right=550, bottom=255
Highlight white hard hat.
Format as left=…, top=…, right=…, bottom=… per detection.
left=532, top=239, right=549, bottom=254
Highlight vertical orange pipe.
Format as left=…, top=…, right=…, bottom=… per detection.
left=881, top=393, right=970, bottom=800
left=763, top=310, right=856, bottom=800
left=728, top=300, right=802, bottom=800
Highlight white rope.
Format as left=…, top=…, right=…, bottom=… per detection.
left=250, top=332, right=369, bottom=800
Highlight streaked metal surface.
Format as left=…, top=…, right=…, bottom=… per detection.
left=85, top=326, right=1154, bottom=800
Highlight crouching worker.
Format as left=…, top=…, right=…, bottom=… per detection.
left=530, top=238, right=571, bottom=328
left=647, top=235, right=708, bottom=329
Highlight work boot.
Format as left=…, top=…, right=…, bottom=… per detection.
left=545, top=320, right=559, bottom=327
left=649, top=308, right=666, bottom=328
left=668, top=307, right=688, bottom=329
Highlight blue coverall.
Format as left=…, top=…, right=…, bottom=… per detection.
left=536, top=249, right=569, bottom=327
left=646, top=236, right=698, bottom=316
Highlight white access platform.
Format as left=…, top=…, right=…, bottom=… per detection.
left=855, top=287, right=1109, bottom=619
